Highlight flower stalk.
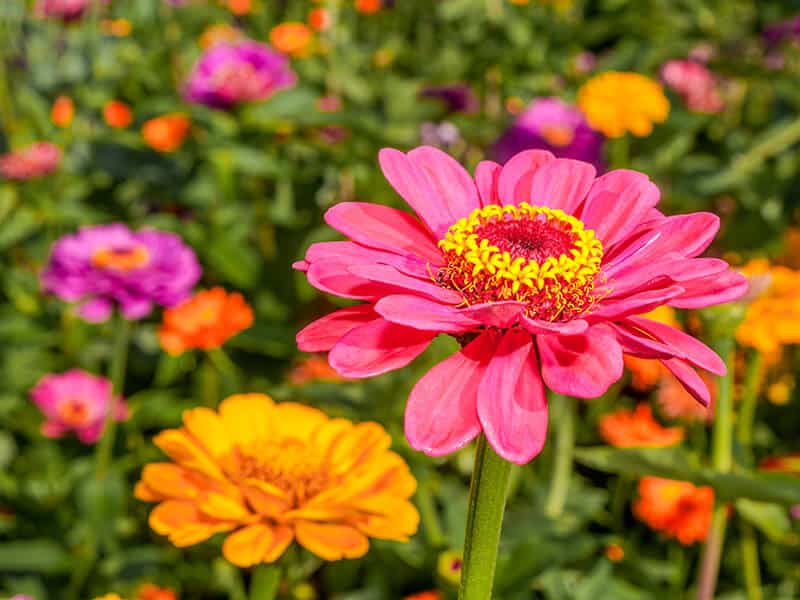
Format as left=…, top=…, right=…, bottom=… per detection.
left=458, top=434, right=512, bottom=600
left=249, top=564, right=281, bottom=600
left=545, top=394, right=575, bottom=518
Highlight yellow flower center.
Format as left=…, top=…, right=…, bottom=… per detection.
left=91, top=245, right=150, bottom=272
left=57, top=397, right=91, bottom=426
left=540, top=124, right=575, bottom=147
left=436, top=203, right=604, bottom=321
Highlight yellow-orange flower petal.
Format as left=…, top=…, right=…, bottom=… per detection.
left=269, top=22, right=313, bottom=57
left=633, top=477, right=713, bottom=545
left=599, top=404, right=685, bottom=448
left=295, top=522, right=370, bottom=560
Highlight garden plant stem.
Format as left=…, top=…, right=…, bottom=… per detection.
left=458, top=434, right=512, bottom=600
left=249, top=564, right=281, bottom=600
left=545, top=394, right=575, bottom=518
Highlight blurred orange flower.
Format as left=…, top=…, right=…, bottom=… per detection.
left=633, top=477, right=713, bottom=544
left=308, top=8, right=331, bottom=31
left=356, top=0, right=382, bottom=13
left=225, top=0, right=251, bottom=15
left=604, top=543, right=624, bottom=561
left=290, top=355, right=346, bottom=384
left=159, top=288, right=253, bottom=356
left=404, top=592, right=441, bottom=600
left=599, top=404, right=685, bottom=448
left=657, top=369, right=715, bottom=423
left=199, top=23, right=243, bottom=49
left=269, top=22, right=313, bottom=57
left=135, top=394, right=419, bottom=566
left=142, top=113, right=190, bottom=153
left=51, top=95, right=74, bottom=127
left=137, top=583, right=177, bottom=600
left=102, top=18, right=132, bottom=37
left=103, top=100, right=133, bottom=128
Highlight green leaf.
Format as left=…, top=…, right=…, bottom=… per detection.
left=0, top=540, right=71, bottom=574
left=736, top=499, right=792, bottom=544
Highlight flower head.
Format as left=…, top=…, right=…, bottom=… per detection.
left=0, top=142, right=61, bottom=180
left=404, top=592, right=441, bottom=600
left=104, top=100, right=133, bottom=128
left=41, top=223, right=201, bottom=322
left=137, top=583, right=177, bottom=600
left=578, top=72, right=669, bottom=138
left=142, top=114, right=190, bottom=152
left=356, top=0, right=382, bottom=14
left=290, top=355, right=347, bottom=384
left=135, top=394, right=419, bottom=566
left=633, top=476, right=713, bottom=544
left=295, top=146, right=746, bottom=464
left=660, top=60, right=724, bottom=114
left=599, top=404, right=684, bottom=447
left=30, top=369, right=128, bottom=444
left=158, top=287, right=253, bottom=355
left=51, top=95, right=75, bottom=127
left=308, top=8, right=331, bottom=31
left=491, top=97, right=604, bottom=168
left=184, top=41, right=296, bottom=110
left=419, top=83, right=478, bottom=114
left=269, top=22, right=313, bottom=57
left=764, top=15, right=800, bottom=47
left=35, top=0, right=91, bottom=21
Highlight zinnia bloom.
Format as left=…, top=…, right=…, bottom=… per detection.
left=158, top=287, right=254, bottom=355
left=295, top=146, right=747, bottom=464
left=633, top=476, right=713, bottom=544
left=137, top=583, right=176, bottom=600
left=419, top=83, right=479, bottom=114
left=104, top=100, right=133, bottom=128
left=355, top=0, right=382, bottom=14
left=41, top=223, right=201, bottom=322
left=0, top=142, right=61, bottom=180
left=51, top=95, right=75, bottom=127
left=142, top=114, right=190, bottom=153
left=577, top=72, right=670, bottom=138
left=599, top=404, right=684, bottom=447
left=764, top=15, right=800, bottom=47
left=35, top=0, right=91, bottom=21
left=30, top=369, right=128, bottom=444
left=269, top=22, right=313, bottom=57
left=135, top=394, right=419, bottom=566
left=660, top=60, right=724, bottom=114
left=290, top=355, right=347, bottom=385
left=404, top=592, right=441, bottom=600
left=491, top=97, right=604, bottom=168
left=308, top=8, right=331, bottom=31
left=736, top=259, right=800, bottom=354
left=183, top=41, right=296, bottom=110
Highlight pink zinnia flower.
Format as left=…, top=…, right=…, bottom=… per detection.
left=30, top=369, right=128, bottom=444
left=295, top=147, right=747, bottom=464
left=660, top=60, right=724, bottom=114
left=0, top=142, right=61, bottom=180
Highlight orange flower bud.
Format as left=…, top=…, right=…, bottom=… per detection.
left=269, top=22, right=313, bottom=57
left=51, top=95, right=74, bottom=127
left=141, top=113, right=190, bottom=153
left=103, top=100, right=133, bottom=129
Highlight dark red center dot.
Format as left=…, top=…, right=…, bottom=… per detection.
left=473, top=218, right=577, bottom=262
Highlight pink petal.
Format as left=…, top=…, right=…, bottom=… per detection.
left=627, top=316, right=725, bottom=375
left=521, top=316, right=589, bottom=336
left=306, top=261, right=389, bottom=300
left=537, top=323, right=624, bottom=398
left=405, top=331, right=498, bottom=456
left=580, top=169, right=660, bottom=248
left=497, top=149, right=555, bottom=205
left=526, top=158, right=596, bottom=214
left=661, top=358, right=711, bottom=407
left=474, top=160, right=502, bottom=206
left=324, top=202, right=441, bottom=264
left=296, top=305, right=378, bottom=352
left=77, top=298, right=113, bottom=323
left=328, top=318, right=436, bottom=378
left=374, top=295, right=480, bottom=334
left=477, top=328, right=548, bottom=465
left=607, top=322, right=677, bottom=359
left=348, top=264, right=463, bottom=304
left=589, top=284, right=685, bottom=321
left=458, top=301, right=526, bottom=328
left=669, top=269, right=748, bottom=309
left=408, top=146, right=481, bottom=223
left=293, top=260, right=309, bottom=272
left=305, top=241, right=431, bottom=278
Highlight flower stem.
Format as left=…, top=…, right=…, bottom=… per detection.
left=740, top=522, right=763, bottom=600
left=545, top=394, right=575, bottom=518
left=416, top=475, right=446, bottom=548
left=95, top=318, right=131, bottom=480
left=736, top=350, right=763, bottom=451
left=249, top=564, right=281, bottom=600
left=697, top=338, right=735, bottom=600
left=458, top=434, right=512, bottom=600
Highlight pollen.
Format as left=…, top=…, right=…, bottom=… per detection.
left=436, top=203, right=604, bottom=321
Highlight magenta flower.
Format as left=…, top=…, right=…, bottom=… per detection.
left=34, top=0, right=91, bottom=20
left=183, top=41, right=297, bottom=110
left=491, top=98, right=604, bottom=169
left=0, top=142, right=61, bottom=180
left=41, top=224, right=201, bottom=322
left=764, top=15, right=800, bottom=46
left=419, top=83, right=479, bottom=114
left=660, top=60, right=724, bottom=114
left=295, top=147, right=747, bottom=464
left=30, top=369, right=128, bottom=444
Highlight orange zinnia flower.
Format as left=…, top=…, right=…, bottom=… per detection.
left=135, top=394, right=419, bottom=566
left=137, top=583, right=177, bottom=600
left=269, top=22, right=313, bottom=57
left=103, top=100, right=133, bottom=128
left=142, top=113, right=190, bottom=153
left=633, top=477, right=713, bottom=544
left=159, top=288, right=254, bottom=356
left=356, top=0, right=382, bottom=13
left=225, top=0, right=252, bottom=15
left=308, top=8, right=330, bottom=31
left=404, top=592, right=441, bottom=600
left=51, top=95, right=74, bottom=127
left=598, top=404, right=684, bottom=448
left=290, top=354, right=346, bottom=384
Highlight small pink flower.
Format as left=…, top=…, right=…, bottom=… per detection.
left=295, top=147, right=747, bottom=464
left=0, top=142, right=61, bottom=180
left=30, top=369, right=128, bottom=444
left=660, top=60, right=724, bottom=114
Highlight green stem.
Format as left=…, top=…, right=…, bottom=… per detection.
left=697, top=338, right=735, bottom=600
left=736, top=351, right=763, bottom=451
left=545, top=394, right=575, bottom=518
left=458, top=435, right=512, bottom=600
left=249, top=564, right=281, bottom=600
left=609, top=135, right=630, bottom=169
left=202, top=355, right=220, bottom=407
left=740, top=522, right=763, bottom=600
left=94, top=318, right=132, bottom=480
left=416, top=476, right=446, bottom=548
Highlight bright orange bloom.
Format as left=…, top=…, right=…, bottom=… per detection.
left=604, top=543, right=624, bottom=561
left=404, top=592, right=441, bottom=600
left=290, top=355, right=346, bottom=384
left=137, top=583, right=177, bottom=600
left=356, top=0, right=382, bottom=14
left=199, top=23, right=244, bottom=49
left=226, top=0, right=252, bottom=15
left=159, top=288, right=253, bottom=356
left=736, top=259, right=800, bottom=354
left=269, top=22, right=313, bottom=57
left=102, top=18, right=132, bottom=37
left=142, top=114, right=190, bottom=153
left=103, top=100, right=133, bottom=128
left=657, top=369, right=715, bottom=423
left=308, top=8, right=331, bottom=31
left=51, top=95, right=74, bottom=127
left=136, top=395, right=419, bottom=566
left=599, top=404, right=684, bottom=448
left=633, top=477, right=713, bottom=544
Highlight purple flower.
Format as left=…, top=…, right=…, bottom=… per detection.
left=764, top=15, right=800, bottom=46
left=419, top=83, right=478, bottom=114
left=183, top=41, right=297, bottom=110
left=491, top=97, right=604, bottom=168
left=41, top=224, right=201, bottom=322
left=0, top=142, right=61, bottom=180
